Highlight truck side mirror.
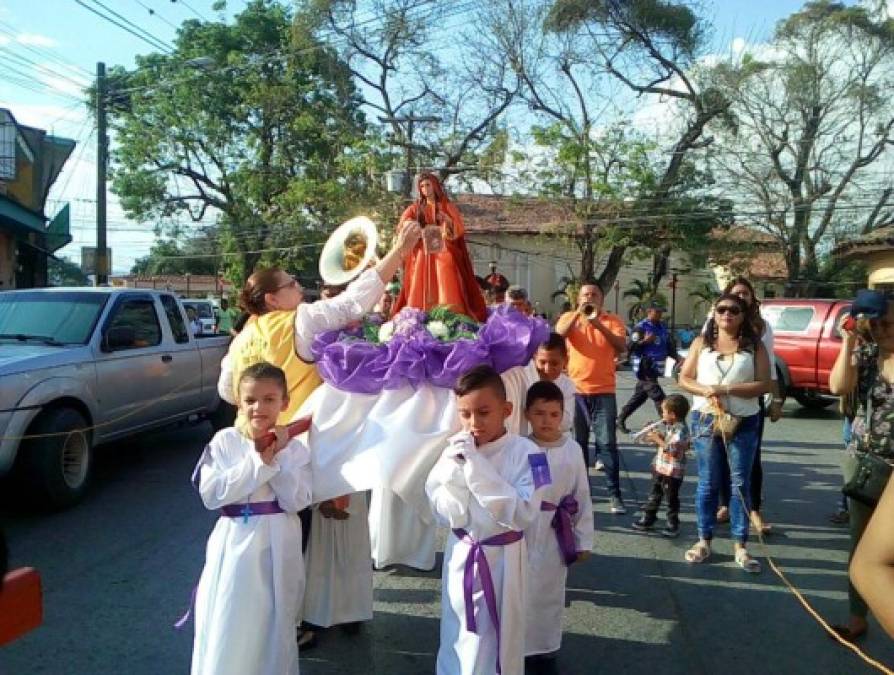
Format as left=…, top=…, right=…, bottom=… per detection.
left=101, top=326, right=135, bottom=352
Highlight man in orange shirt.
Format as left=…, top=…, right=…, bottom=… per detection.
left=556, top=281, right=628, bottom=514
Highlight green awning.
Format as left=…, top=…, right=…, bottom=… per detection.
left=0, top=195, right=45, bottom=235
left=46, top=202, right=71, bottom=252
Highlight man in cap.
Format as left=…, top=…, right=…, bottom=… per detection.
left=618, top=302, right=681, bottom=434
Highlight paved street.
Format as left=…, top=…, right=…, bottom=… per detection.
left=2, top=372, right=894, bottom=675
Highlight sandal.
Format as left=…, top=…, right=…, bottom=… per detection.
left=297, top=628, right=318, bottom=651
left=734, top=549, right=762, bottom=574
left=684, top=542, right=711, bottom=564
left=829, top=624, right=867, bottom=642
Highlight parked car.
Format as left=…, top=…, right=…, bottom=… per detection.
left=181, top=299, right=217, bottom=335
left=0, top=288, right=231, bottom=508
left=761, top=298, right=851, bottom=409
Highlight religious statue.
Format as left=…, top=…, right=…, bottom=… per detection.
left=391, top=173, right=487, bottom=321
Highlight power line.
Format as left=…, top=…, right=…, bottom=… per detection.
left=0, top=20, right=94, bottom=77
left=170, top=0, right=208, bottom=22
left=73, top=0, right=173, bottom=53
left=132, top=0, right=179, bottom=30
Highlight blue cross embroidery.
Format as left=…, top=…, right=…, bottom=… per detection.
left=240, top=504, right=253, bottom=523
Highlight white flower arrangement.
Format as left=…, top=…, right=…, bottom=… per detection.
left=378, top=321, right=395, bottom=343
left=426, top=320, right=450, bottom=339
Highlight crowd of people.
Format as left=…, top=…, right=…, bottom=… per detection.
left=180, top=181, right=894, bottom=675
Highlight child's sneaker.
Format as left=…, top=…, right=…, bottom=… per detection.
left=631, top=516, right=655, bottom=531
left=661, top=523, right=680, bottom=538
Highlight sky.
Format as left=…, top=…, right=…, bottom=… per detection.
left=0, top=0, right=881, bottom=274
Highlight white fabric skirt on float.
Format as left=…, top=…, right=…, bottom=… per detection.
left=303, top=492, right=374, bottom=628
left=369, top=487, right=437, bottom=570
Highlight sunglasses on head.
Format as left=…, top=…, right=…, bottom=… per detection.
left=276, top=276, right=300, bottom=291
left=715, top=305, right=741, bottom=316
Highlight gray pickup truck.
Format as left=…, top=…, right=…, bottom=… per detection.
left=0, top=288, right=232, bottom=508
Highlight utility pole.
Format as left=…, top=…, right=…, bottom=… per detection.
left=95, top=61, right=109, bottom=285
left=379, top=115, right=440, bottom=198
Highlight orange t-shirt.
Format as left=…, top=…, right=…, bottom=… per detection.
left=563, top=311, right=626, bottom=394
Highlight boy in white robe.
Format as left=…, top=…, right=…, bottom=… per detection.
left=533, top=333, right=576, bottom=434
left=522, top=381, right=594, bottom=672
left=190, top=362, right=313, bottom=675
left=425, top=365, right=548, bottom=675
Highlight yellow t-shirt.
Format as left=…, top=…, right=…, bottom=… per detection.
left=229, top=310, right=323, bottom=425
left=562, top=311, right=626, bottom=395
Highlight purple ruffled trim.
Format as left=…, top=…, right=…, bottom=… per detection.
left=311, top=306, right=550, bottom=394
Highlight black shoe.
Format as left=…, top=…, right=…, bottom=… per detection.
left=617, top=420, right=631, bottom=435
left=631, top=517, right=655, bottom=531
left=340, top=621, right=363, bottom=635
left=661, top=523, right=680, bottom=538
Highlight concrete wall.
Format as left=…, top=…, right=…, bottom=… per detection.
left=466, top=233, right=718, bottom=326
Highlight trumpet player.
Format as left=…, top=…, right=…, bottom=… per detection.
left=556, top=282, right=629, bottom=515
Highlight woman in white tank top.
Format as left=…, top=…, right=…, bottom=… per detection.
left=678, top=294, right=771, bottom=573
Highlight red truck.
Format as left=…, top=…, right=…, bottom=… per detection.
left=761, top=298, right=852, bottom=409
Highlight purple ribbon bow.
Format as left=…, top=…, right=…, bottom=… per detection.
left=453, top=528, right=524, bottom=675
left=541, top=494, right=579, bottom=566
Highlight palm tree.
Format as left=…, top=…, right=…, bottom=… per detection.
left=688, top=282, right=719, bottom=322
left=623, top=280, right=668, bottom=323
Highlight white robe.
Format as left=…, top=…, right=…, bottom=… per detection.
left=369, top=487, right=437, bottom=570
left=303, top=492, right=374, bottom=627
left=523, top=436, right=594, bottom=656
left=191, top=428, right=312, bottom=675
left=425, top=431, right=545, bottom=675
left=554, top=373, right=577, bottom=434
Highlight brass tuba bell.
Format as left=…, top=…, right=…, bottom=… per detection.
left=319, top=216, right=379, bottom=286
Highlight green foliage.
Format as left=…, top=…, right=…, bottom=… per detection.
left=100, top=0, right=387, bottom=287
left=546, top=0, right=702, bottom=57
left=130, top=235, right=220, bottom=275
left=47, top=257, right=88, bottom=287
left=623, top=279, right=669, bottom=322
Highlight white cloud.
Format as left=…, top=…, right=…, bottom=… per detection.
left=16, top=32, right=57, bottom=48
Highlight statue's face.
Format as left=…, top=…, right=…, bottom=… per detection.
left=420, top=179, right=433, bottom=198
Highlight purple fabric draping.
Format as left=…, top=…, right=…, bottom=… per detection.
left=311, top=306, right=550, bottom=394
left=540, top=494, right=579, bottom=566
left=453, top=528, right=525, bottom=675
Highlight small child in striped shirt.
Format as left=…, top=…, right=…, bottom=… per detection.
left=632, top=394, right=691, bottom=538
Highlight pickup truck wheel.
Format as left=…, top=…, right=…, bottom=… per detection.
left=792, top=391, right=836, bottom=409
left=209, top=399, right=237, bottom=432
left=21, top=408, right=91, bottom=509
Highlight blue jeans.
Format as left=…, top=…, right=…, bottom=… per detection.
left=691, top=412, right=760, bottom=544
left=574, top=393, right=621, bottom=498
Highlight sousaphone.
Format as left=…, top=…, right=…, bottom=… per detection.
left=319, top=216, right=379, bottom=286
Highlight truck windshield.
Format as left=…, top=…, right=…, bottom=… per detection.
left=0, top=292, right=107, bottom=345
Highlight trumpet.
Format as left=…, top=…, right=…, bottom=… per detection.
left=579, top=303, right=598, bottom=320
left=631, top=420, right=664, bottom=442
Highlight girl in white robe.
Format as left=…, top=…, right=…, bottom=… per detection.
left=191, top=427, right=312, bottom=675
left=303, top=491, right=374, bottom=627
left=523, top=434, right=593, bottom=657
left=426, top=430, right=545, bottom=675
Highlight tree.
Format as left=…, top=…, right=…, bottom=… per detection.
left=711, top=1, right=894, bottom=296
left=308, top=0, right=519, bottom=196
left=102, top=0, right=382, bottom=285
left=687, top=281, right=717, bottom=319
left=623, top=278, right=668, bottom=322
left=541, top=0, right=741, bottom=292
left=130, top=231, right=221, bottom=276
left=47, top=257, right=88, bottom=286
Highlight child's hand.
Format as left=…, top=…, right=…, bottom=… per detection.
left=575, top=551, right=591, bottom=564
left=319, top=499, right=351, bottom=520
left=259, top=442, right=279, bottom=466
left=645, top=431, right=664, bottom=446
left=272, top=425, right=289, bottom=452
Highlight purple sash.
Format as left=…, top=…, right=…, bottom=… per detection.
left=452, top=528, right=524, bottom=675
left=541, top=495, right=579, bottom=566
left=175, top=500, right=286, bottom=629
left=220, top=500, right=284, bottom=523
